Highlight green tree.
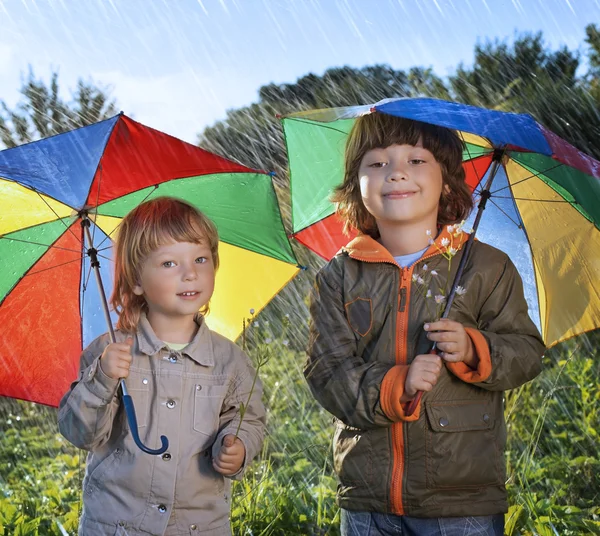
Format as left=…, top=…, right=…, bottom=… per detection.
left=0, top=68, right=117, bottom=148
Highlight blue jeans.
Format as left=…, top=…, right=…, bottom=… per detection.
left=340, top=509, right=504, bottom=536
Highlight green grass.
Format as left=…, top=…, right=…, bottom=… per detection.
left=1, top=321, right=599, bottom=535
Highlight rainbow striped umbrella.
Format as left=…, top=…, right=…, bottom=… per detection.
left=281, top=98, right=600, bottom=349
left=0, top=113, right=299, bottom=408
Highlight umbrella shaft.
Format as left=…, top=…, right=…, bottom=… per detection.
left=81, top=217, right=116, bottom=343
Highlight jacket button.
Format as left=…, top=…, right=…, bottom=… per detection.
left=162, top=453, right=171, bottom=461
left=158, top=504, right=167, bottom=513
left=439, top=417, right=449, bottom=427
left=166, top=399, right=176, bottom=409
left=169, top=354, right=178, bottom=363
left=190, top=525, right=197, bottom=530
left=142, top=378, right=149, bottom=385
left=196, top=385, right=202, bottom=391
left=483, top=413, right=490, bottom=423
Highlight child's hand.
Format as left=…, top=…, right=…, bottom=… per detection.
left=402, top=354, right=443, bottom=401
left=99, top=338, right=133, bottom=380
left=424, top=319, right=478, bottom=368
left=213, top=435, right=246, bottom=476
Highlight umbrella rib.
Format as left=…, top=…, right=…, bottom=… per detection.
left=91, top=163, right=104, bottom=247
left=488, top=198, right=523, bottom=228
left=24, top=256, right=83, bottom=277
left=94, top=185, right=160, bottom=251
left=490, top=161, right=565, bottom=195
left=491, top=195, right=571, bottom=203
left=0, top=235, right=82, bottom=253
left=33, top=188, right=81, bottom=242
left=286, top=117, right=351, bottom=136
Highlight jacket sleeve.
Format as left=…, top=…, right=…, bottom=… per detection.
left=57, top=336, right=121, bottom=451
left=447, top=255, right=545, bottom=390
left=211, top=348, right=266, bottom=480
left=305, top=261, right=415, bottom=430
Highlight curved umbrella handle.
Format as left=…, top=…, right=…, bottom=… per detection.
left=121, top=382, right=169, bottom=455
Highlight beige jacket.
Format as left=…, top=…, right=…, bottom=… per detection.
left=58, top=313, right=265, bottom=536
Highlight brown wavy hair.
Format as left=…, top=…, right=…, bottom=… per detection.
left=331, top=113, right=473, bottom=238
left=110, top=197, right=219, bottom=333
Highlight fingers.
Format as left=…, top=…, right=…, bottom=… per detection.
left=100, top=340, right=134, bottom=379
left=424, top=318, right=460, bottom=332
left=213, top=437, right=245, bottom=475
left=412, top=353, right=443, bottom=371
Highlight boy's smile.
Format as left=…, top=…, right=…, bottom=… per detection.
left=358, top=141, right=443, bottom=232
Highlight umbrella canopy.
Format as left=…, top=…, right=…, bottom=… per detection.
left=281, top=97, right=600, bottom=349
left=0, top=113, right=299, bottom=407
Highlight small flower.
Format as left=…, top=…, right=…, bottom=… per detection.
left=428, top=238, right=435, bottom=245
left=285, top=314, right=290, bottom=319
left=435, top=294, right=446, bottom=304
left=448, top=247, right=458, bottom=257
left=283, top=339, right=289, bottom=347
left=265, top=338, right=272, bottom=344
left=412, top=274, right=418, bottom=282
left=417, top=276, right=425, bottom=284
left=253, top=321, right=259, bottom=327
left=426, top=290, right=432, bottom=298
left=455, top=285, right=467, bottom=295
left=431, top=270, right=438, bottom=276
left=422, top=264, right=428, bottom=271
left=249, top=308, right=255, bottom=315
left=447, top=225, right=455, bottom=233
left=441, top=238, right=450, bottom=247
left=426, top=229, right=432, bottom=236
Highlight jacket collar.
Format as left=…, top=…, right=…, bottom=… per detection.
left=136, top=312, right=215, bottom=367
left=340, top=224, right=471, bottom=264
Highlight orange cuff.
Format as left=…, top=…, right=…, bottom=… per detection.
left=380, top=365, right=421, bottom=422
left=446, top=327, right=492, bottom=383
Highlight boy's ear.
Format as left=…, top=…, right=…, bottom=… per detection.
left=133, top=283, right=144, bottom=296
left=443, top=184, right=451, bottom=195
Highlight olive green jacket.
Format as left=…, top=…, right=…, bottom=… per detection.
left=305, top=229, right=545, bottom=517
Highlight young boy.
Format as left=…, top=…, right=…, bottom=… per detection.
left=305, top=113, right=545, bottom=536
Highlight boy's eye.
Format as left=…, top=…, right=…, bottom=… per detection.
left=368, top=161, right=387, bottom=168
left=162, top=261, right=175, bottom=268
left=410, top=158, right=426, bottom=165
left=195, top=257, right=208, bottom=264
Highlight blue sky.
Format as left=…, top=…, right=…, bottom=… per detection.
left=1, top=0, right=599, bottom=142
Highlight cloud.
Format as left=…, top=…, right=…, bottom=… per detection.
left=92, top=68, right=258, bottom=143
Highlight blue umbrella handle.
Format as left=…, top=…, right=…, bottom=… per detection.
left=121, top=382, right=169, bottom=455
left=81, top=215, right=169, bottom=456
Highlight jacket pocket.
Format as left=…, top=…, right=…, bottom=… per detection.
left=193, top=383, right=228, bottom=437
left=344, top=297, right=373, bottom=337
left=84, top=447, right=123, bottom=496
left=425, top=401, right=501, bottom=490
left=333, top=422, right=373, bottom=486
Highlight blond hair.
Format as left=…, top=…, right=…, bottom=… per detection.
left=331, top=113, right=473, bottom=238
left=110, top=197, right=219, bottom=333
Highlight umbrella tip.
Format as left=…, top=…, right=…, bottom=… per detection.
left=268, top=171, right=276, bottom=177
left=297, top=264, right=307, bottom=271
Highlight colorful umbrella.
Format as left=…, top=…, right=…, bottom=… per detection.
left=0, top=113, right=300, bottom=412
left=281, top=98, right=600, bottom=350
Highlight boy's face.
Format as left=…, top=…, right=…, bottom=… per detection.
left=133, top=240, right=215, bottom=326
left=358, top=141, right=443, bottom=231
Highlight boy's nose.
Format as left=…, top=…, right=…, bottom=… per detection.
left=183, top=266, right=198, bottom=280
left=386, top=167, right=408, bottom=181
